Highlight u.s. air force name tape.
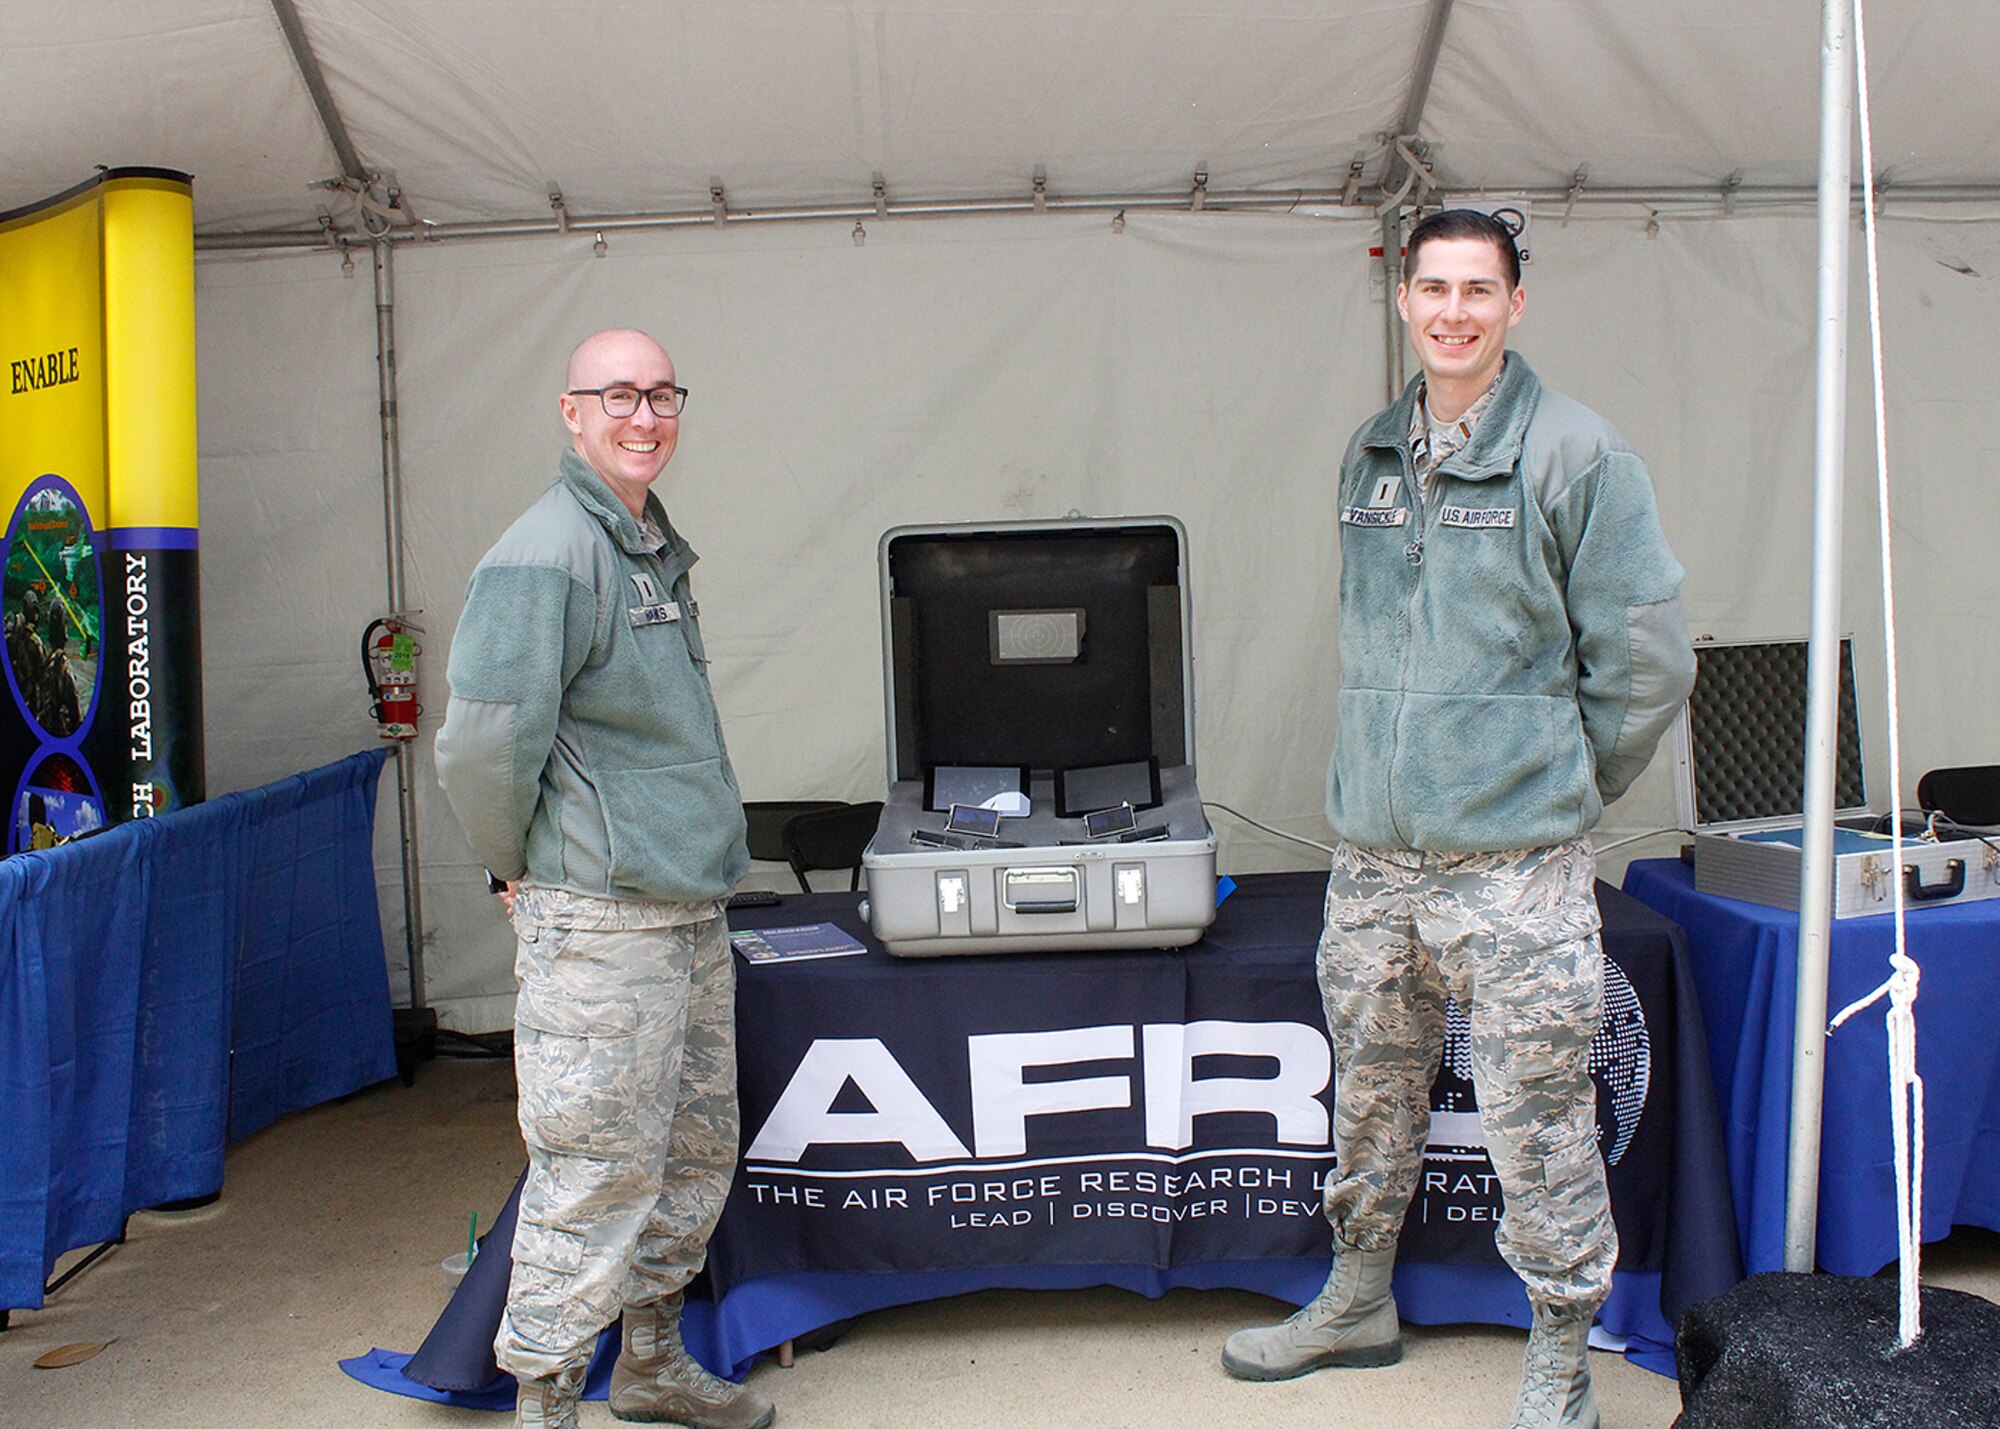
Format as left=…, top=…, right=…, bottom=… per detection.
left=1438, top=505, right=1516, bottom=529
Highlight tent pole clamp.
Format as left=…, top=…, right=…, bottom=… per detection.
left=382, top=174, right=418, bottom=229
left=549, top=185, right=570, bottom=232
left=1375, top=134, right=1437, bottom=216
left=711, top=178, right=728, bottom=224
left=1722, top=169, right=1744, bottom=213
left=1033, top=165, right=1048, bottom=215
left=1562, top=167, right=1587, bottom=226
left=1343, top=155, right=1367, bottom=207
left=1191, top=169, right=1208, bottom=211
left=873, top=172, right=888, bottom=218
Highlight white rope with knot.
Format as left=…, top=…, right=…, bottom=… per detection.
left=1825, top=0, right=1924, bottom=1350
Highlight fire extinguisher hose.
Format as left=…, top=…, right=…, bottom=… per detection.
left=361, top=617, right=390, bottom=716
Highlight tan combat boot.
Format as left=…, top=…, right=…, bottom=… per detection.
left=609, top=1294, right=776, bottom=1428
left=1220, top=1243, right=1403, bottom=1380
left=1506, top=1300, right=1601, bottom=1429
left=515, top=1366, right=584, bottom=1429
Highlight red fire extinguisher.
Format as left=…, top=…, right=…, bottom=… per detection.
left=362, top=615, right=424, bottom=739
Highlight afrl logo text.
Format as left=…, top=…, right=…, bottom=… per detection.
left=745, top=1021, right=1333, bottom=1163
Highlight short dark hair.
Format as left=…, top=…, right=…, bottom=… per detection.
left=1402, top=208, right=1521, bottom=289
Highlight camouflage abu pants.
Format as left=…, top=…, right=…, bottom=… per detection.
left=496, top=886, right=740, bottom=1381
left=1315, top=837, right=1617, bottom=1311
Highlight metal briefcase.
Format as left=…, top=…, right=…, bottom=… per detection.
left=1673, top=636, right=1998, bottom=917
left=861, top=517, right=1218, bottom=956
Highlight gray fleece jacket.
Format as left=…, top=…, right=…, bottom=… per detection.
left=1325, top=354, right=1695, bottom=853
left=434, top=449, right=749, bottom=901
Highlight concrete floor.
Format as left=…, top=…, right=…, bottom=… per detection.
left=6, top=1055, right=1995, bottom=1428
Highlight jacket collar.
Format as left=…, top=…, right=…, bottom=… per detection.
left=557, top=448, right=697, bottom=574
left=1360, top=352, right=1543, bottom=482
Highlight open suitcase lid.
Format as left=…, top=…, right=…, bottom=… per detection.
left=877, top=516, right=1196, bottom=785
left=1669, top=635, right=1870, bottom=834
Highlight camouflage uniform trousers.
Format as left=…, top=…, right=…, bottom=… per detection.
left=496, top=885, right=741, bottom=1382
left=1315, top=836, right=1617, bottom=1311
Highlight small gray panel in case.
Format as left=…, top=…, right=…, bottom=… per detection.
left=990, top=608, right=1084, bottom=664
left=1147, top=584, right=1186, bottom=762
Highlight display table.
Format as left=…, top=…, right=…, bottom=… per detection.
left=0, top=748, right=399, bottom=1314
left=362, top=872, right=1737, bottom=1402
left=1623, top=857, right=2000, bottom=1276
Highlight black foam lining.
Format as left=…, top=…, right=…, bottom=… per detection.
left=885, top=526, right=1186, bottom=774
left=1687, top=640, right=1866, bottom=826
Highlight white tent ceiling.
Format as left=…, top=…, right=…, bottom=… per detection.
left=7, top=1, right=2000, bottom=239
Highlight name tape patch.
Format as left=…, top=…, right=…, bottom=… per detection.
left=1438, top=505, right=1516, bottom=529
left=628, top=602, right=681, bottom=627
left=1341, top=505, right=1410, bottom=528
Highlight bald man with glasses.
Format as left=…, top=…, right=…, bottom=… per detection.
left=437, top=328, right=771, bottom=1429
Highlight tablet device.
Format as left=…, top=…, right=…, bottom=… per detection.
left=945, top=803, right=1004, bottom=839
left=924, top=764, right=1031, bottom=814
left=1055, top=757, right=1161, bottom=817
left=1082, top=803, right=1138, bottom=839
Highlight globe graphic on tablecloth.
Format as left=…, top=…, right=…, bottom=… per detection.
left=1432, top=959, right=1652, bottom=1166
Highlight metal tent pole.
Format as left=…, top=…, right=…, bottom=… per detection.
left=270, top=0, right=434, bottom=1072
left=372, top=239, right=432, bottom=1037
left=190, top=182, right=2000, bottom=258
left=1381, top=208, right=1406, bottom=402
left=1784, top=0, right=1855, bottom=1272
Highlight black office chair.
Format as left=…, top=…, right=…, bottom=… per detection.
left=741, top=800, right=845, bottom=863
left=781, top=801, right=884, bottom=893
left=1917, top=766, right=2000, bottom=828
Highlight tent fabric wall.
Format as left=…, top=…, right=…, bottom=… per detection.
left=192, top=206, right=2000, bottom=1030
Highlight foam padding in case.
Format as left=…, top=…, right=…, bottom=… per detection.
left=1686, top=640, right=1866, bottom=827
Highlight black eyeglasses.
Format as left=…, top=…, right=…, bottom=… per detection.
left=567, top=385, right=689, bottom=418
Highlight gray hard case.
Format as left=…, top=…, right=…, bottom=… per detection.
left=861, top=517, right=1218, bottom=956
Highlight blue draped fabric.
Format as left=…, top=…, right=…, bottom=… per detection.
left=1624, top=857, right=2000, bottom=1276
left=0, top=748, right=397, bottom=1311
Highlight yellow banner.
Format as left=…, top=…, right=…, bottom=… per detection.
left=0, top=184, right=106, bottom=524
left=103, top=177, right=199, bottom=531
left=0, top=169, right=203, bottom=843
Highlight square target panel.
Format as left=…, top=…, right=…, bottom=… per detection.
left=988, top=607, right=1085, bottom=665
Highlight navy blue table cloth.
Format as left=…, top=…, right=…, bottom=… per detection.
left=371, top=871, right=1737, bottom=1400
left=1623, top=856, right=2000, bottom=1276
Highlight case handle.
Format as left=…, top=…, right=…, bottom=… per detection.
left=1004, top=867, right=1079, bottom=914
left=1903, top=859, right=1965, bottom=903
